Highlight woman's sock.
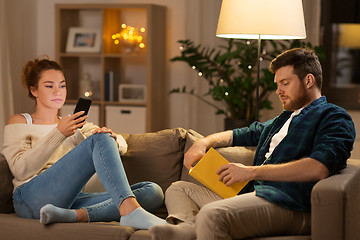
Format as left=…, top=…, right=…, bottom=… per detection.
left=40, top=204, right=76, bottom=224
left=120, top=207, right=167, bottom=229
left=149, top=222, right=196, bottom=240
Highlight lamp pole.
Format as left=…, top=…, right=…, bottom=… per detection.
left=255, top=35, right=261, bottom=122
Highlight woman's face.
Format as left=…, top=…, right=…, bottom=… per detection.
left=30, top=69, right=67, bottom=110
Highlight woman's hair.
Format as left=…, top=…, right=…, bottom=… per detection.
left=22, top=56, right=64, bottom=100
left=269, top=48, right=323, bottom=90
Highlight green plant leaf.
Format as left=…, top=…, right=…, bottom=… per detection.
left=169, top=39, right=323, bottom=121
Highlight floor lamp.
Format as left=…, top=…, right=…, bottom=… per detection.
left=216, top=0, right=306, bottom=121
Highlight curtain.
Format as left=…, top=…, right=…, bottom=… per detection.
left=0, top=0, right=14, bottom=149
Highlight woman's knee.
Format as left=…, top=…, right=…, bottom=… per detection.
left=134, top=182, right=164, bottom=213
left=88, top=132, right=111, bottom=141
left=147, top=182, right=164, bottom=203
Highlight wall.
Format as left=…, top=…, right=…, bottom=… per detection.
left=6, top=0, right=38, bottom=115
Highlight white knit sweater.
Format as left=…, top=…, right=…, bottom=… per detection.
left=2, top=121, right=128, bottom=191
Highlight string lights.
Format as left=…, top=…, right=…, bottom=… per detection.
left=112, top=24, right=146, bottom=52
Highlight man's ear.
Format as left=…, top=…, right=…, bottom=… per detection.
left=30, top=86, right=38, bottom=98
left=305, top=74, right=316, bottom=88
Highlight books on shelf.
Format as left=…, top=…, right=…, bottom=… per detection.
left=189, top=147, right=249, bottom=199
left=104, top=71, right=120, bottom=101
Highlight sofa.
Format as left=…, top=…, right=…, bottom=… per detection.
left=0, top=128, right=360, bottom=240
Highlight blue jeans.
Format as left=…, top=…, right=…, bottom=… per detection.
left=12, top=133, right=164, bottom=222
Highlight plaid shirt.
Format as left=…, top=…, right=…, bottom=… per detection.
left=233, top=96, right=356, bottom=211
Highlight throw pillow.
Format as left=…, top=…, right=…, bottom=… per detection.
left=120, top=128, right=187, bottom=193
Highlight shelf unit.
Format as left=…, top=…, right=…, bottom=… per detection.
left=55, top=4, right=167, bottom=133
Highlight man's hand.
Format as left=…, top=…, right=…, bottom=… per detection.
left=184, top=131, right=233, bottom=170
left=184, top=140, right=208, bottom=170
left=217, top=163, right=254, bottom=186
left=57, top=111, right=87, bottom=137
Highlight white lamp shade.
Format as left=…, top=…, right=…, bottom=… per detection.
left=216, top=0, right=306, bottom=40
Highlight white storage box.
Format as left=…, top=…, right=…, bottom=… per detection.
left=105, top=106, right=146, bottom=134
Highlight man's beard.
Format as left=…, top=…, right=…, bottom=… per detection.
left=282, top=84, right=310, bottom=111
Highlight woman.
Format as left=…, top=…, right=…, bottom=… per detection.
left=1, top=57, right=166, bottom=229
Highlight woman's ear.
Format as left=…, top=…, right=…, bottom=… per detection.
left=30, top=86, right=38, bottom=98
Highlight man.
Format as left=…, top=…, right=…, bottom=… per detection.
left=150, top=48, right=356, bottom=240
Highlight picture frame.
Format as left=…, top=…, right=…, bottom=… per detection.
left=66, top=27, right=102, bottom=53
left=119, top=84, right=146, bottom=103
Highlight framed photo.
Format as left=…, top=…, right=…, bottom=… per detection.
left=66, top=27, right=102, bottom=53
left=119, top=84, right=146, bottom=103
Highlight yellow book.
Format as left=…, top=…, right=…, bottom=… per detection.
left=189, top=147, right=249, bottom=199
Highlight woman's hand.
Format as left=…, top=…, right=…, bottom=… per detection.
left=57, top=111, right=87, bottom=137
left=92, top=127, right=118, bottom=147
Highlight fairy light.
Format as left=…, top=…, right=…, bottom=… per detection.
left=84, top=91, right=93, bottom=97
left=112, top=24, right=146, bottom=49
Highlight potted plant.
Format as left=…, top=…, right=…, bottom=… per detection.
left=170, top=39, right=323, bottom=129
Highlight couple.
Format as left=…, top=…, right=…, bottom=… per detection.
left=2, top=48, right=355, bottom=239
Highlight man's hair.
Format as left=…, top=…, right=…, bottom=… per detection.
left=269, top=48, right=322, bottom=90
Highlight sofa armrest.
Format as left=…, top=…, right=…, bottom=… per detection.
left=311, top=159, right=360, bottom=240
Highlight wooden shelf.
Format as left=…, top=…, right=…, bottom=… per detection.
left=55, top=4, right=167, bottom=133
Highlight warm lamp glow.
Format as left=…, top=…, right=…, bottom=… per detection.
left=216, top=0, right=306, bottom=40
left=339, top=24, right=360, bottom=48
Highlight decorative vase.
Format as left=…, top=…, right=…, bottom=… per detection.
left=224, top=118, right=253, bottom=131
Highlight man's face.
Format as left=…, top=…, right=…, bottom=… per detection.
left=274, top=65, right=311, bottom=111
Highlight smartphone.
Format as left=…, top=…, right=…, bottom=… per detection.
left=73, top=97, right=92, bottom=124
